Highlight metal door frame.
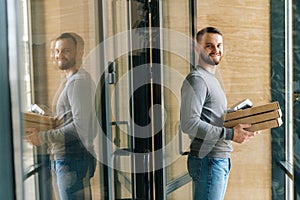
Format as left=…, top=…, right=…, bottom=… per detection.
left=0, top=0, right=16, bottom=199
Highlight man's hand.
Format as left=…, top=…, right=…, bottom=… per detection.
left=25, top=128, right=44, bottom=146
left=232, top=124, right=260, bottom=144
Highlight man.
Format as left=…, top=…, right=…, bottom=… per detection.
left=180, top=27, right=259, bottom=200
left=26, top=32, right=97, bottom=200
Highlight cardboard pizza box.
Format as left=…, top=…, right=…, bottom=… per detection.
left=23, top=112, right=59, bottom=131
left=224, top=109, right=282, bottom=128
left=224, top=101, right=280, bottom=122
left=223, top=101, right=283, bottom=132
left=244, top=118, right=283, bottom=132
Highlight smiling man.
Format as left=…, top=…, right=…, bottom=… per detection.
left=180, top=27, right=258, bottom=200
left=26, top=33, right=97, bottom=200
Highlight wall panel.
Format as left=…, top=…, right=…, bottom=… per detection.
left=197, top=1, right=271, bottom=199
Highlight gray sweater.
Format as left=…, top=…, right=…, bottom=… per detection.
left=180, top=66, right=234, bottom=158
left=41, top=68, right=97, bottom=160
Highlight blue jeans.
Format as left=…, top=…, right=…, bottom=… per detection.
left=51, top=156, right=96, bottom=200
left=187, top=154, right=231, bottom=200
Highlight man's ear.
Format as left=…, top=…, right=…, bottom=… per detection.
left=193, top=42, right=201, bottom=65
left=194, top=40, right=201, bottom=55
left=77, top=49, right=84, bottom=58
left=195, top=45, right=200, bottom=55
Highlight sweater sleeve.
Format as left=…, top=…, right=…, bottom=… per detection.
left=62, top=76, right=96, bottom=149
left=180, top=74, right=234, bottom=141
left=40, top=73, right=97, bottom=147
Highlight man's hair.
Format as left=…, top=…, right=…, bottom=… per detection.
left=56, top=32, right=77, bottom=45
left=196, top=27, right=223, bottom=42
left=55, top=32, right=84, bottom=52
left=69, top=32, right=84, bottom=52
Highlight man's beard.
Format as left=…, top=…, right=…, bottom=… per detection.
left=58, top=58, right=76, bottom=70
left=200, top=52, right=221, bottom=65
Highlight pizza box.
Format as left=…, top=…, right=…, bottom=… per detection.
left=224, top=101, right=280, bottom=121
left=244, top=118, right=283, bottom=132
left=224, top=109, right=282, bottom=128
left=23, top=112, right=58, bottom=131
left=223, top=101, right=283, bottom=132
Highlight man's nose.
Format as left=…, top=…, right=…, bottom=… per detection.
left=211, top=45, right=218, bottom=52
left=55, top=51, right=63, bottom=59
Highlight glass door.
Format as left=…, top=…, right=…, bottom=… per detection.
left=9, top=0, right=195, bottom=199
left=98, top=0, right=195, bottom=199
left=98, top=0, right=155, bottom=199
left=159, top=1, right=195, bottom=199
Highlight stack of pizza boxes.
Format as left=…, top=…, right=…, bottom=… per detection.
left=23, top=112, right=57, bottom=131
left=224, top=100, right=283, bottom=132
left=23, top=104, right=63, bottom=131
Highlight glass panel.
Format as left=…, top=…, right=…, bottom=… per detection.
left=102, top=0, right=150, bottom=199
left=271, top=1, right=290, bottom=199
left=24, top=176, right=37, bottom=200
left=15, top=0, right=105, bottom=199
left=12, top=0, right=37, bottom=198
left=160, top=1, right=193, bottom=199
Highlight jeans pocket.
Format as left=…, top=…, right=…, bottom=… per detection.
left=55, top=160, right=70, bottom=173
left=211, top=158, right=230, bottom=176
left=187, top=155, right=203, bottom=181
left=55, top=160, right=77, bottom=193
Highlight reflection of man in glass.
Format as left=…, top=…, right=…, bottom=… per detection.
left=26, top=32, right=97, bottom=200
